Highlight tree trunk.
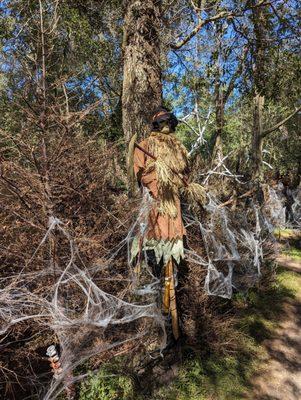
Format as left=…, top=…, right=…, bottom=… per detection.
left=122, top=0, right=163, bottom=144
left=252, top=93, right=264, bottom=179
left=211, top=21, right=224, bottom=163
left=251, top=1, right=267, bottom=180
left=212, top=80, right=224, bottom=162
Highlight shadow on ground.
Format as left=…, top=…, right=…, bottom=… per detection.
left=136, top=233, right=301, bottom=400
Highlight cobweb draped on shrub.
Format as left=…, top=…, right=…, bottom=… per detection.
left=0, top=190, right=167, bottom=399
left=0, top=184, right=279, bottom=399
left=183, top=193, right=273, bottom=299
left=292, top=186, right=301, bottom=227
left=263, top=184, right=301, bottom=228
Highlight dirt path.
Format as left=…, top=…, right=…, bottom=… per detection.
left=250, top=253, right=301, bottom=400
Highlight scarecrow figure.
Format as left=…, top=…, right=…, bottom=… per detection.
left=130, top=107, right=206, bottom=340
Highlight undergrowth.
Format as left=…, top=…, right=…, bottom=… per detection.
left=77, top=230, right=300, bottom=400
left=79, top=368, right=134, bottom=400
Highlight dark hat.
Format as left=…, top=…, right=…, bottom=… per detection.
left=152, top=110, right=170, bottom=122
left=151, top=108, right=178, bottom=131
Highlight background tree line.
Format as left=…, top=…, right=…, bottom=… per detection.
left=0, top=0, right=300, bottom=398
left=1, top=0, right=300, bottom=184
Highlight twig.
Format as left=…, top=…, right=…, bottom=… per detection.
left=188, top=107, right=212, bottom=156
left=218, top=188, right=255, bottom=208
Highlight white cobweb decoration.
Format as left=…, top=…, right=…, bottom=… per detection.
left=0, top=181, right=278, bottom=398
left=262, top=183, right=301, bottom=229
left=0, top=189, right=166, bottom=399
left=183, top=190, right=273, bottom=299
left=292, top=185, right=301, bottom=227
left=263, top=185, right=286, bottom=228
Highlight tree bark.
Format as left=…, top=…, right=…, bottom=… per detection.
left=211, top=21, right=224, bottom=163
left=122, top=0, right=163, bottom=145
left=252, top=93, right=265, bottom=179
left=251, top=0, right=267, bottom=180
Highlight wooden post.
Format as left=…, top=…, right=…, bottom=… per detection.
left=163, top=258, right=180, bottom=340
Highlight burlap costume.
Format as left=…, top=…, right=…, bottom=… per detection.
left=131, top=130, right=190, bottom=340
left=133, top=132, right=189, bottom=263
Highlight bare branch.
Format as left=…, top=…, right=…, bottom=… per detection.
left=171, top=1, right=271, bottom=50
left=261, top=105, right=301, bottom=138
left=224, top=46, right=249, bottom=102
left=171, top=10, right=236, bottom=50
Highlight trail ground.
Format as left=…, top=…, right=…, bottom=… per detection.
left=248, top=229, right=301, bottom=400
left=147, top=229, right=301, bottom=400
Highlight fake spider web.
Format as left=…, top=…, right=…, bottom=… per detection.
left=0, top=182, right=290, bottom=399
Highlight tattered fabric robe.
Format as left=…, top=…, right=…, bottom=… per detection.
left=132, top=131, right=189, bottom=264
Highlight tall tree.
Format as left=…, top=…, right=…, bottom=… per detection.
left=250, top=0, right=268, bottom=180
left=122, top=0, right=163, bottom=145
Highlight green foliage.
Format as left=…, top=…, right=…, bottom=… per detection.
left=153, top=355, right=254, bottom=400
left=278, top=268, right=301, bottom=295
left=79, top=368, right=134, bottom=400
left=273, top=228, right=296, bottom=238
left=282, top=243, right=301, bottom=261
left=0, top=0, right=124, bottom=143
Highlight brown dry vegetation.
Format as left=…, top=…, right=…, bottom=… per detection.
left=0, top=126, right=273, bottom=399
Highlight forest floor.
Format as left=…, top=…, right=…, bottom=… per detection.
left=79, top=229, right=301, bottom=400
left=146, top=228, right=301, bottom=400
left=247, top=229, right=301, bottom=400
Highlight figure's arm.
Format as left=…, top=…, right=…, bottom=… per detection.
left=133, top=139, right=158, bottom=197
left=133, top=140, right=147, bottom=185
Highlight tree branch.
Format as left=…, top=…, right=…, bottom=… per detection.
left=224, top=46, right=249, bottom=102
left=171, top=11, right=235, bottom=50
left=218, top=188, right=255, bottom=208
left=171, top=1, right=271, bottom=50
left=261, top=105, right=301, bottom=138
